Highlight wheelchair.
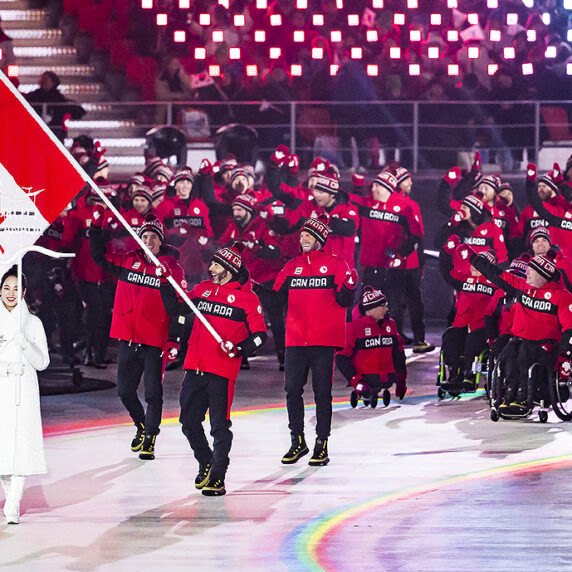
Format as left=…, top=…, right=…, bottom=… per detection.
left=488, top=340, right=572, bottom=423
left=436, top=347, right=490, bottom=399
left=349, top=375, right=395, bottom=409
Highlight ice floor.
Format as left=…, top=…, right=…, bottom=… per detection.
left=3, top=342, right=572, bottom=572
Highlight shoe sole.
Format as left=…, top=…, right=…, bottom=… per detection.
left=308, top=458, right=330, bottom=466
left=281, top=447, right=309, bottom=464
left=413, top=347, right=435, bottom=354
left=138, top=453, right=155, bottom=460
left=202, top=488, right=226, bottom=496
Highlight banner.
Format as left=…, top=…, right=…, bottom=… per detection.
left=0, top=72, right=86, bottom=264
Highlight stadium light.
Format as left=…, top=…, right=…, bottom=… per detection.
left=447, top=64, right=459, bottom=76
left=156, top=13, right=167, bottom=26
left=291, top=64, right=302, bottom=76
left=367, top=30, right=379, bottom=42
left=527, top=30, right=536, bottom=42
left=234, top=14, right=245, bottom=26
left=270, top=14, right=282, bottom=26
left=428, top=46, right=439, bottom=59
left=542, top=13, right=550, bottom=25
left=351, top=47, right=363, bottom=59
left=269, top=47, right=281, bottom=59
left=174, top=30, right=186, bottom=42
left=394, top=13, right=405, bottom=25
left=487, top=0, right=498, bottom=7
left=467, top=13, right=479, bottom=25
left=367, top=65, right=378, bottom=76
left=179, top=0, right=190, bottom=7
left=296, top=0, right=308, bottom=7
left=447, top=0, right=458, bottom=7
left=489, top=29, right=501, bottom=42
left=212, top=30, right=224, bottom=42
left=504, top=46, right=515, bottom=59
left=545, top=46, right=557, bottom=58
left=312, top=47, right=324, bottom=59
left=522, top=62, right=533, bottom=75
left=372, top=0, right=383, bottom=7
left=194, top=47, right=206, bottom=59
left=199, top=13, right=210, bottom=25
left=331, top=30, right=342, bottom=42
left=294, top=30, right=305, bottom=42
left=430, top=13, right=441, bottom=26
left=229, top=47, right=241, bottom=60
left=330, top=64, right=339, bottom=76
left=506, top=13, right=518, bottom=25
left=141, top=0, right=152, bottom=8
left=488, top=63, right=499, bottom=75
left=246, top=65, right=258, bottom=76
left=409, top=64, right=420, bottom=76
left=407, top=0, right=418, bottom=8
left=348, top=14, right=359, bottom=26
left=254, top=30, right=266, bottom=42
left=447, top=30, right=459, bottom=42
left=313, top=14, right=324, bottom=25
left=208, top=65, right=221, bottom=77
left=390, top=46, right=401, bottom=59
left=410, top=30, right=421, bottom=42
left=468, top=46, right=479, bottom=59
left=256, top=0, right=267, bottom=8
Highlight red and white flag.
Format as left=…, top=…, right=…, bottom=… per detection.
left=0, top=72, right=86, bottom=263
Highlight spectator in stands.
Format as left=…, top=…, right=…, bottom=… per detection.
left=25, top=71, right=85, bottom=142
left=0, top=15, right=16, bottom=75
left=154, top=56, right=194, bottom=124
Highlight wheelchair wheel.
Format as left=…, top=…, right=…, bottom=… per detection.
left=382, top=389, right=391, bottom=407
left=549, top=371, right=572, bottom=421
left=539, top=410, right=548, bottom=423
left=363, top=398, right=370, bottom=406
left=370, top=394, right=378, bottom=408
left=490, top=409, right=500, bottom=422
left=437, top=387, right=446, bottom=400
left=350, top=391, right=358, bottom=409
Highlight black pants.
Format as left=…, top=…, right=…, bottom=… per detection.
left=78, top=281, right=114, bottom=363
left=503, top=338, right=556, bottom=402
left=491, top=333, right=512, bottom=362
left=117, top=341, right=164, bottom=435
left=179, top=371, right=234, bottom=480
left=391, top=267, right=426, bottom=342
left=284, top=346, right=336, bottom=439
left=442, top=326, right=487, bottom=377
left=258, top=280, right=286, bottom=363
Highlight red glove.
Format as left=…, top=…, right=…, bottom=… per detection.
left=165, top=340, right=179, bottom=363
left=94, top=140, right=107, bottom=161
left=559, top=357, right=571, bottom=380
left=388, top=252, right=404, bottom=268
left=444, top=166, right=461, bottom=185
left=551, top=162, right=563, bottom=185
left=155, top=263, right=171, bottom=282
left=395, top=372, right=407, bottom=400
left=349, top=374, right=364, bottom=391
left=449, top=210, right=466, bottom=227
left=351, top=173, right=366, bottom=187
left=343, top=268, right=359, bottom=289
left=91, top=204, right=105, bottom=227
left=270, top=145, right=289, bottom=166
left=220, top=340, right=238, bottom=358
left=443, top=234, right=461, bottom=254
left=456, top=242, right=476, bottom=261
left=286, top=154, right=299, bottom=174
left=62, top=112, right=71, bottom=132
left=471, top=151, right=481, bottom=174
left=487, top=337, right=495, bottom=348
left=526, top=163, right=537, bottom=181
left=199, top=158, right=213, bottom=176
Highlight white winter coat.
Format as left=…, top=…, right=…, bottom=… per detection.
left=0, top=301, right=49, bottom=475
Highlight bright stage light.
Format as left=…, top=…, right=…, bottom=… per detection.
left=141, top=0, right=152, bottom=8
left=351, top=47, right=363, bottom=59
left=522, top=62, right=533, bottom=75
left=156, top=13, right=167, bottom=26
left=246, top=65, right=258, bottom=76
left=229, top=47, right=241, bottom=60
left=410, top=30, right=421, bottom=42
left=448, top=64, right=459, bottom=76
left=367, top=30, right=379, bottom=42
left=447, top=30, right=459, bottom=42
left=293, top=30, right=305, bottom=42
left=367, top=65, right=378, bottom=76
left=468, top=13, right=478, bottom=25
left=212, top=30, right=224, bottom=42
left=270, top=14, right=282, bottom=26
left=330, top=64, right=339, bottom=76
left=234, top=15, right=245, bottom=26
left=312, top=47, right=324, bottom=59
left=430, top=13, right=441, bottom=26
left=390, top=46, right=401, bottom=59
left=394, top=13, right=405, bottom=25
left=254, top=30, right=266, bottom=42
left=348, top=14, right=359, bottom=26
left=490, top=29, right=501, bottom=42
left=208, top=65, right=220, bottom=77
left=503, top=46, right=515, bottom=59
left=194, top=47, right=206, bottom=59
left=291, top=64, right=302, bottom=76
left=173, top=30, right=186, bottom=42
left=488, top=63, right=499, bottom=76
left=428, top=46, right=439, bottom=59
left=199, top=13, right=210, bottom=25
left=468, top=46, right=479, bottom=59
left=331, top=30, right=342, bottom=42
left=409, top=64, right=420, bottom=76
left=269, top=47, right=281, bottom=59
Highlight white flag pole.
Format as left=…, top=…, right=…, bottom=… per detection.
left=0, top=73, right=223, bottom=344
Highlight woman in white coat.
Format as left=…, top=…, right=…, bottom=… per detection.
left=0, top=266, right=49, bottom=524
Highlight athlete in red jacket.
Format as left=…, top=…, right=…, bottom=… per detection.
left=274, top=216, right=357, bottom=467
left=160, top=243, right=267, bottom=496
left=90, top=211, right=185, bottom=460
left=336, top=286, right=407, bottom=401
left=465, top=244, right=572, bottom=415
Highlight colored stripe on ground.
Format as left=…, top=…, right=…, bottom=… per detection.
left=282, top=453, right=572, bottom=571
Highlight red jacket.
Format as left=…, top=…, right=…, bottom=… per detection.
left=61, top=203, right=113, bottom=284
left=90, top=227, right=186, bottom=348
left=274, top=249, right=353, bottom=348
left=168, top=271, right=266, bottom=380
left=518, top=197, right=567, bottom=245
left=337, top=314, right=404, bottom=378
left=485, top=288, right=517, bottom=338
left=219, top=215, right=284, bottom=284
left=449, top=272, right=498, bottom=330
left=105, top=208, right=147, bottom=255
left=353, top=192, right=422, bottom=269
left=156, top=196, right=213, bottom=278
left=453, top=220, right=508, bottom=273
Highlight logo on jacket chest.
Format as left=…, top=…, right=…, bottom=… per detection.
left=132, top=261, right=142, bottom=270
left=202, top=290, right=212, bottom=297
left=294, top=267, right=303, bottom=275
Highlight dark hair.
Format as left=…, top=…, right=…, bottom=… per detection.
left=1, top=265, right=27, bottom=291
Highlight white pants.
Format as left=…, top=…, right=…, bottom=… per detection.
left=1, top=475, right=26, bottom=517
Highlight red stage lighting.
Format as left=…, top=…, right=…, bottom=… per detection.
left=488, top=63, right=499, bottom=75
left=313, top=14, right=324, bottom=26
left=331, top=30, right=342, bottom=42
left=527, top=30, right=537, bottom=42
left=367, top=30, right=379, bottom=42
left=174, top=30, right=186, bottom=42
left=409, top=64, right=420, bottom=76
left=296, top=0, right=308, bottom=7
left=447, top=30, right=459, bottom=42
left=141, top=0, right=152, bottom=8
left=407, top=0, right=418, bottom=8
left=218, top=0, right=229, bottom=8
left=312, top=47, right=324, bottom=59
left=212, top=30, right=224, bottom=42
left=179, top=0, right=190, bottom=7
left=234, top=15, right=245, bottom=27
left=256, top=0, right=267, bottom=8
left=229, top=47, right=241, bottom=60
left=291, top=64, right=302, bottom=76
left=447, top=64, right=459, bottom=76
left=209, top=65, right=221, bottom=77
left=468, top=46, right=479, bottom=59
left=372, top=0, right=383, bottom=7
left=410, top=30, right=421, bottom=42
left=389, top=46, right=401, bottom=59
left=194, top=47, right=206, bottom=59
left=367, top=64, right=379, bottom=76
left=522, top=62, right=533, bottom=75
left=330, top=64, right=339, bottom=76
left=348, top=14, right=359, bottom=26
left=447, top=0, right=458, bottom=7
left=294, top=30, right=305, bottom=42
left=506, top=13, right=518, bottom=25
left=351, top=47, right=363, bottom=59
left=199, top=13, right=210, bottom=26
left=489, top=29, right=501, bottom=42
left=468, top=13, right=479, bottom=25
left=156, top=13, right=167, bottom=26
left=254, top=30, right=266, bottom=42
left=336, top=0, right=343, bottom=7
left=430, top=14, right=441, bottom=26
left=246, top=65, right=258, bottom=76
left=270, top=14, right=282, bottom=26
left=487, top=0, right=498, bottom=7
left=394, top=13, right=405, bottom=26
left=7, top=65, right=19, bottom=77
left=269, top=47, right=281, bottom=59
left=545, top=46, right=557, bottom=58
left=428, top=46, right=439, bottom=59
left=503, top=46, right=515, bottom=59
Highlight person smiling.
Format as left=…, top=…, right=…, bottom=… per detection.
left=0, top=266, right=50, bottom=524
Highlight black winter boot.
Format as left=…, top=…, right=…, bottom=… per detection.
left=202, top=477, right=226, bottom=496
left=139, top=432, right=157, bottom=460
left=195, top=463, right=211, bottom=489
left=309, top=438, right=329, bottom=466
left=281, top=433, right=309, bottom=464
left=130, top=422, right=145, bottom=452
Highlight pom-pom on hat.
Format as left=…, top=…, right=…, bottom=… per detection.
left=219, top=154, right=238, bottom=174
left=373, top=170, right=398, bottom=193
left=361, top=285, right=388, bottom=311
left=138, top=213, right=164, bottom=242
left=462, top=194, right=485, bottom=219
left=211, top=242, right=245, bottom=275
left=529, top=249, right=559, bottom=281
left=307, top=157, right=329, bottom=178
left=301, top=214, right=331, bottom=246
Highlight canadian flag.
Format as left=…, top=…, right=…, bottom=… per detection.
left=0, top=72, right=86, bottom=262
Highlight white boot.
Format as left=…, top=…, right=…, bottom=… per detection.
left=1, top=475, right=11, bottom=497
left=4, top=475, right=25, bottom=524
